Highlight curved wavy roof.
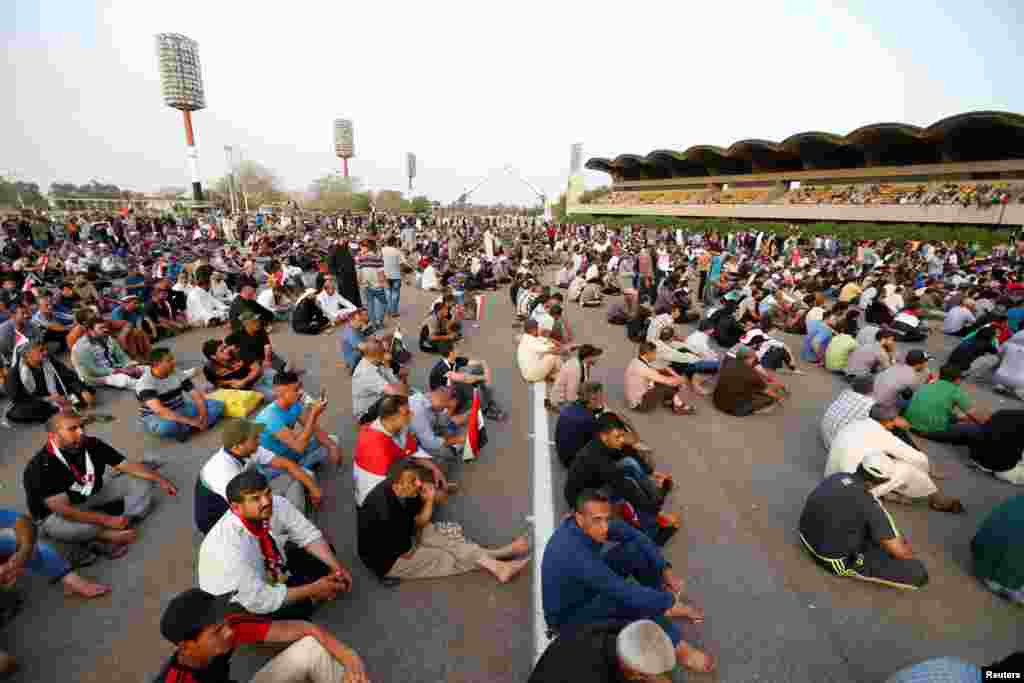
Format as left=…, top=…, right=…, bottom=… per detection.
left=584, top=111, right=1024, bottom=180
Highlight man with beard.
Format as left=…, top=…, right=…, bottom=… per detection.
left=6, top=338, right=95, bottom=424
left=23, top=413, right=175, bottom=558
left=197, top=470, right=352, bottom=620
left=71, top=318, right=142, bottom=390
left=202, top=337, right=276, bottom=400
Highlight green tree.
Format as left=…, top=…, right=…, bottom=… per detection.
left=410, top=195, right=432, bottom=214
left=214, top=160, right=286, bottom=207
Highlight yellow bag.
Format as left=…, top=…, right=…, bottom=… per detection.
left=208, top=389, right=265, bottom=418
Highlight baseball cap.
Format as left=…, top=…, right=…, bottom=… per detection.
left=615, top=620, right=676, bottom=675
left=160, top=589, right=238, bottom=644
left=905, top=350, right=932, bottom=366
left=222, top=419, right=265, bottom=450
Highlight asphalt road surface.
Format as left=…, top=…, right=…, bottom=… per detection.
left=0, top=278, right=1019, bottom=682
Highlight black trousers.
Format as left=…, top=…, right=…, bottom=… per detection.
left=7, top=399, right=60, bottom=424
left=267, top=545, right=333, bottom=621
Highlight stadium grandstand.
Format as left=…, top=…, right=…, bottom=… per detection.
left=575, top=110, right=1024, bottom=225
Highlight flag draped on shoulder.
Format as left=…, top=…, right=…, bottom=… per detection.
left=462, top=388, right=488, bottom=462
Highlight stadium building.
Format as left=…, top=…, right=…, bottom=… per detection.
left=573, top=111, right=1024, bottom=226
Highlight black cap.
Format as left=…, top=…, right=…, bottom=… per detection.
left=905, top=350, right=932, bottom=366
left=160, top=589, right=238, bottom=644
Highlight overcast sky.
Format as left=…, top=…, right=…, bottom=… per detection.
left=4, top=0, right=1022, bottom=205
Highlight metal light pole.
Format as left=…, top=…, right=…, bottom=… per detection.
left=406, top=152, right=417, bottom=192
left=223, top=145, right=237, bottom=214
left=156, top=33, right=207, bottom=201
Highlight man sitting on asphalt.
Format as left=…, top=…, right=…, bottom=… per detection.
left=339, top=307, right=372, bottom=373
left=71, top=318, right=142, bottom=391
left=712, top=345, right=786, bottom=417
left=357, top=461, right=529, bottom=584
left=820, top=375, right=877, bottom=447
left=317, top=275, right=358, bottom=325
left=529, top=620, right=677, bottom=683
left=154, top=587, right=369, bottom=683
left=6, top=337, right=95, bottom=424
left=419, top=300, right=461, bottom=355
left=23, top=413, right=176, bottom=559
left=353, top=395, right=449, bottom=507
left=845, top=327, right=897, bottom=379
left=428, top=338, right=506, bottom=420
left=137, top=348, right=225, bottom=441
left=947, top=324, right=1001, bottom=382
left=825, top=403, right=963, bottom=513
left=229, top=284, right=275, bottom=332
left=186, top=276, right=231, bottom=327
left=517, top=318, right=565, bottom=410
left=408, top=386, right=466, bottom=461
left=253, top=370, right=342, bottom=478
left=198, top=470, right=353, bottom=621
left=351, top=340, right=408, bottom=423
left=226, top=310, right=286, bottom=372
left=872, top=349, right=934, bottom=411
left=0, top=304, right=36, bottom=366
left=798, top=454, right=929, bottom=590
left=195, top=419, right=323, bottom=534
left=110, top=294, right=152, bottom=360
left=903, top=364, right=988, bottom=445
left=202, top=337, right=276, bottom=401
left=142, top=285, right=189, bottom=340
left=542, top=488, right=714, bottom=675
left=565, top=413, right=676, bottom=544
left=555, top=382, right=607, bottom=468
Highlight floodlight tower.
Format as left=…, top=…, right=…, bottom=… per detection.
left=156, top=33, right=207, bottom=201
left=406, top=153, right=417, bottom=192
left=334, top=119, right=355, bottom=178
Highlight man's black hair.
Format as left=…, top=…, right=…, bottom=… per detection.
left=574, top=487, right=610, bottom=512
left=226, top=470, right=270, bottom=503
left=595, top=412, right=626, bottom=434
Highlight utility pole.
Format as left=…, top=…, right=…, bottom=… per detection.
left=223, top=146, right=237, bottom=214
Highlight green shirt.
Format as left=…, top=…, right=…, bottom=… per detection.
left=824, top=334, right=858, bottom=371
left=903, top=379, right=973, bottom=434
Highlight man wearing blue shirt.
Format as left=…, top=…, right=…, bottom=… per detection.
left=542, top=488, right=715, bottom=674
left=339, top=308, right=370, bottom=373
left=253, top=370, right=342, bottom=479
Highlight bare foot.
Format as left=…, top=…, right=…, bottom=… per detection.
left=494, top=557, right=531, bottom=583
left=62, top=573, right=112, bottom=598
left=677, top=644, right=716, bottom=673
left=506, top=535, right=531, bottom=556
left=666, top=602, right=705, bottom=623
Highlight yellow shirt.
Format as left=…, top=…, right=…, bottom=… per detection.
left=838, top=283, right=863, bottom=304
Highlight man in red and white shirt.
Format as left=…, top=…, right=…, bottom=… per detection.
left=353, top=394, right=448, bottom=507
left=155, top=587, right=368, bottom=682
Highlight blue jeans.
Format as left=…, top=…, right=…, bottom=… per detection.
left=252, top=368, right=277, bottom=400
left=365, top=287, right=387, bottom=326
left=556, top=538, right=680, bottom=645
left=0, top=529, right=70, bottom=581
left=140, top=397, right=225, bottom=440
left=916, top=421, right=986, bottom=446
left=258, top=441, right=328, bottom=481
left=387, top=279, right=402, bottom=316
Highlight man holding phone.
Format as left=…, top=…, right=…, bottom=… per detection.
left=253, top=371, right=343, bottom=479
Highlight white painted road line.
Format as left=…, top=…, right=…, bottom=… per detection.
left=531, top=381, right=556, bottom=663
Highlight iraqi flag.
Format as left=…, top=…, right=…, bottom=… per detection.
left=462, top=388, right=488, bottom=462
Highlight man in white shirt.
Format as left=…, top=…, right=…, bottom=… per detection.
left=316, top=276, right=357, bottom=325
left=256, top=280, right=291, bottom=321
left=825, top=404, right=962, bottom=512
left=195, top=419, right=322, bottom=534
left=517, top=319, right=564, bottom=408
left=197, top=470, right=352, bottom=621
left=185, top=278, right=230, bottom=327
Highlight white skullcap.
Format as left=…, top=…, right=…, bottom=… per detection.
left=616, top=620, right=675, bottom=675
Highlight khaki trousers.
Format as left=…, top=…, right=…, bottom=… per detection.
left=385, top=523, right=486, bottom=580
left=250, top=636, right=346, bottom=683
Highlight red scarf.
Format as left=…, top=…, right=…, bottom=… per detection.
left=233, top=512, right=288, bottom=584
